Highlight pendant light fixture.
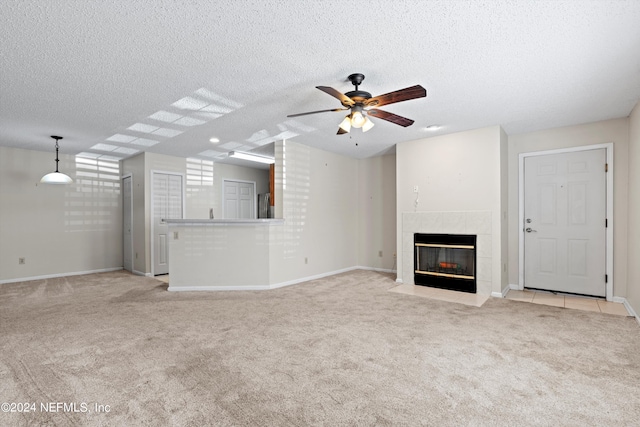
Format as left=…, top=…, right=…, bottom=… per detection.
left=40, top=135, right=73, bottom=184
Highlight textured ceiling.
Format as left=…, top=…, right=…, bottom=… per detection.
left=1, top=0, right=640, bottom=162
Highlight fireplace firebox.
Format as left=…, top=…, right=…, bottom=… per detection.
left=414, top=233, right=477, bottom=293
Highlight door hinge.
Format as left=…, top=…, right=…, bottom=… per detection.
left=605, top=163, right=609, bottom=172
left=605, top=218, right=608, bottom=228
left=605, top=274, right=608, bottom=283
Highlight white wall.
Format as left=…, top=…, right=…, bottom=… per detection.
left=269, top=140, right=359, bottom=285
left=0, top=146, right=122, bottom=282
left=357, top=154, right=397, bottom=270
left=627, top=103, right=640, bottom=316
left=507, top=118, right=629, bottom=296
left=396, top=126, right=507, bottom=294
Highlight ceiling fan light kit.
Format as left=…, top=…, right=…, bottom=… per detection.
left=339, top=116, right=352, bottom=133
left=40, top=135, right=73, bottom=185
left=287, top=73, right=426, bottom=135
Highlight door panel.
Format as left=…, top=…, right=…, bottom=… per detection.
left=224, top=180, right=255, bottom=219
left=568, top=182, right=587, bottom=224
left=224, top=181, right=238, bottom=219
left=539, top=184, right=557, bottom=224
left=567, top=239, right=588, bottom=276
left=524, top=149, right=606, bottom=296
left=122, top=176, right=133, bottom=272
left=538, top=239, right=557, bottom=274
left=153, top=172, right=183, bottom=275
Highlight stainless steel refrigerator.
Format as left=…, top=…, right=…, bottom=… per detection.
left=258, top=193, right=271, bottom=218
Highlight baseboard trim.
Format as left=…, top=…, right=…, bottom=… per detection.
left=131, top=270, right=152, bottom=277
left=355, top=266, right=396, bottom=274
left=0, top=267, right=123, bottom=285
left=270, top=266, right=359, bottom=290
left=491, top=286, right=510, bottom=299
left=168, top=266, right=363, bottom=292
left=509, top=283, right=521, bottom=290
left=168, top=284, right=271, bottom=291
left=614, top=297, right=640, bottom=324
left=491, top=288, right=508, bottom=298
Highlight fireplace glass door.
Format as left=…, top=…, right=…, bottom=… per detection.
left=414, top=234, right=477, bottom=293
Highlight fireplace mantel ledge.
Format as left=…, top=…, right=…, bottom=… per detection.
left=165, top=218, right=284, bottom=226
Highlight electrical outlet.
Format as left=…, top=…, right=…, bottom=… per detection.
left=413, top=185, right=419, bottom=193
left=135, top=253, right=138, bottom=259
left=173, top=231, right=179, bottom=240
left=378, top=250, right=383, bottom=257
left=393, top=253, right=397, bottom=258
left=18, top=257, right=25, bottom=265
left=305, top=257, right=308, bottom=264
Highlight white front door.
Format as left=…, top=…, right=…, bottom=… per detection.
left=223, top=180, right=255, bottom=219
left=153, top=172, right=183, bottom=275
left=524, top=149, right=606, bottom=296
left=122, top=175, right=133, bottom=272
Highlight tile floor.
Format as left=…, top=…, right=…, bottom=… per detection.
left=505, top=289, right=630, bottom=316
left=389, top=284, right=489, bottom=307
left=389, top=284, right=630, bottom=316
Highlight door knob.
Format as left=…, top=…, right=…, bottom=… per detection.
left=525, top=228, right=537, bottom=233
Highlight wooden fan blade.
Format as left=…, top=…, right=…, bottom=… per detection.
left=364, top=85, right=426, bottom=108
left=316, top=86, right=355, bottom=106
left=367, top=109, right=415, bottom=127
left=337, top=127, right=349, bottom=135
left=287, top=108, right=347, bottom=118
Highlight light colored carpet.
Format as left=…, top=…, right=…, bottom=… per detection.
left=1, top=269, right=639, bottom=426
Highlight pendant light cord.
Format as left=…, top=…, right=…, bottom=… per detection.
left=55, top=140, right=60, bottom=172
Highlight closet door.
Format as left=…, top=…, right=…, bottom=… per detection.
left=153, top=172, right=183, bottom=275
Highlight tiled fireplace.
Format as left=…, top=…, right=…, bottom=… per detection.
left=402, top=211, right=492, bottom=296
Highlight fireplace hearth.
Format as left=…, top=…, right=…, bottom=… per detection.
left=414, top=233, right=477, bottom=293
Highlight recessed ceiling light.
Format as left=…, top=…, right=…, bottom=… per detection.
left=209, top=137, right=220, bottom=143
left=424, top=125, right=442, bottom=131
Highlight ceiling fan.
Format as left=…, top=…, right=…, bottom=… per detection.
left=287, top=73, right=426, bottom=135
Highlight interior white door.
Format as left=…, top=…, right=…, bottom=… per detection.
left=224, top=181, right=255, bottom=219
left=122, top=175, right=133, bottom=272
left=524, top=149, right=606, bottom=296
left=153, top=173, right=183, bottom=275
